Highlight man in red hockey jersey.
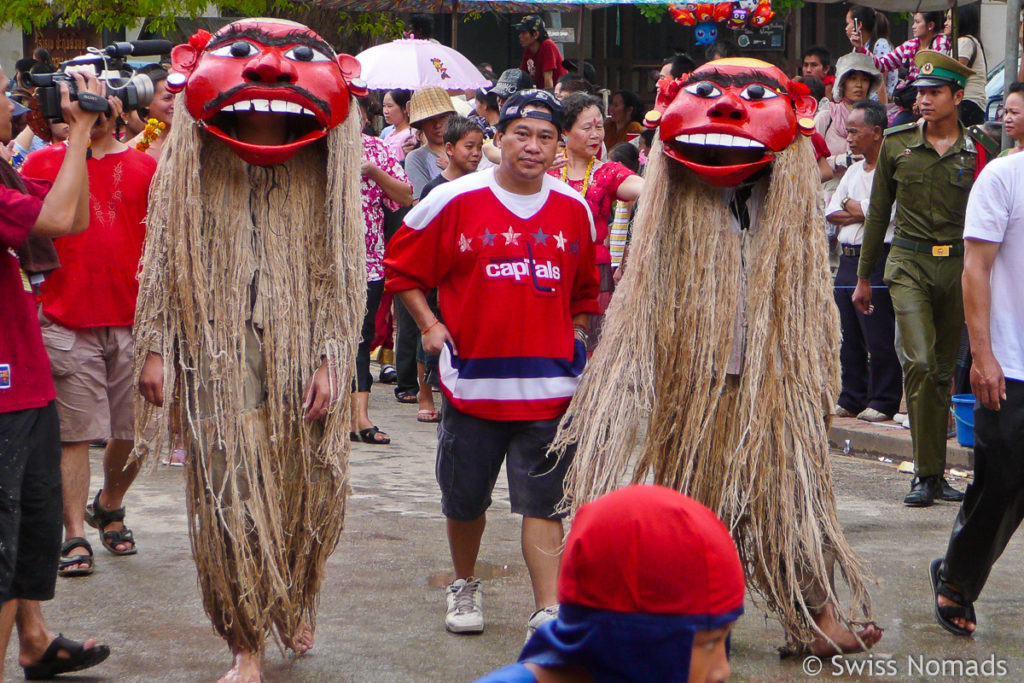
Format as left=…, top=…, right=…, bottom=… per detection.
left=385, top=89, right=600, bottom=641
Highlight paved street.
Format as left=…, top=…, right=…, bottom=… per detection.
left=4, top=378, right=1022, bottom=683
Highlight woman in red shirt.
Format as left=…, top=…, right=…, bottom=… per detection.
left=549, top=93, right=643, bottom=350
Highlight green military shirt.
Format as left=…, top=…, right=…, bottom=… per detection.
left=857, top=120, right=977, bottom=279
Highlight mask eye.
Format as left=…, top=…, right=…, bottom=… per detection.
left=210, top=41, right=259, bottom=58
left=684, top=81, right=722, bottom=98
left=739, top=84, right=779, bottom=101
left=284, top=45, right=332, bottom=63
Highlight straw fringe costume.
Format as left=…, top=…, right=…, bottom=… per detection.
left=132, top=100, right=365, bottom=652
left=552, top=61, right=873, bottom=650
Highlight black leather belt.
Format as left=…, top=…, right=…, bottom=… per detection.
left=840, top=245, right=861, bottom=257
left=891, top=236, right=963, bottom=257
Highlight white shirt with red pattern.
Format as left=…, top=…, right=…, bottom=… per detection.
left=361, top=134, right=410, bottom=281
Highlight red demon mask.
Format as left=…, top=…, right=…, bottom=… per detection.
left=168, top=19, right=367, bottom=166
left=645, top=58, right=816, bottom=187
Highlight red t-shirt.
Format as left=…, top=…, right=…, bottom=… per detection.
left=0, top=179, right=57, bottom=413
left=521, top=39, right=568, bottom=88
left=22, top=145, right=157, bottom=329
left=384, top=169, right=600, bottom=421
left=548, top=161, right=635, bottom=266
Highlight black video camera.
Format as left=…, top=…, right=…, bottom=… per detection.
left=30, top=39, right=172, bottom=121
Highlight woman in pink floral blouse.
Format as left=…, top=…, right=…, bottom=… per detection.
left=353, top=96, right=413, bottom=445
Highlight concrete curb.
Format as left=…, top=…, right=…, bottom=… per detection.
left=829, top=419, right=974, bottom=470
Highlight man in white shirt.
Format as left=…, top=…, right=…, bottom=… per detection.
left=826, top=99, right=901, bottom=422
left=929, top=150, right=1024, bottom=637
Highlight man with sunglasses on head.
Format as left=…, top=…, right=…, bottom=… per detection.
left=385, top=89, right=599, bottom=641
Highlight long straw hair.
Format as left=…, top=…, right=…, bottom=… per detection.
left=552, top=135, right=872, bottom=649
left=133, top=98, right=365, bottom=652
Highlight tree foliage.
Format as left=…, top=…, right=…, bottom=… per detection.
left=0, top=0, right=294, bottom=33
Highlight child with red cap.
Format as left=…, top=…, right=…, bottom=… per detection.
left=474, top=485, right=745, bottom=683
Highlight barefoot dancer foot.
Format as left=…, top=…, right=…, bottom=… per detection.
left=218, top=650, right=261, bottom=683
left=809, top=603, right=883, bottom=656
left=285, top=621, right=315, bottom=655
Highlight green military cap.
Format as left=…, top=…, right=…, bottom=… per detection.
left=911, top=50, right=972, bottom=89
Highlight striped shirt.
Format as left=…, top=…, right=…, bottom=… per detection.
left=857, top=34, right=950, bottom=82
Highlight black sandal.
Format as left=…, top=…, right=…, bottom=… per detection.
left=85, top=490, right=137, bottom=556
left=57, top=537, right=94, bottom=578
left=395, top=391, right=418, bottom=404
left=23, top=633, right=110, bottom=680
left=930, top=558, right=975, bottom=636
left=349, top=426, right=391, bottom=445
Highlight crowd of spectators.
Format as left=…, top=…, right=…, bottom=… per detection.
left=1, top=5, right=1022, bottom=678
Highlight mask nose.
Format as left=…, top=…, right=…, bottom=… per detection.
left=708, top=93, right=747, bottom=123
left=243, top=51, right=296, bottom=84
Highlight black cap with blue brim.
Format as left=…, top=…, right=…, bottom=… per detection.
left=498, top=89, right=564, bottom=132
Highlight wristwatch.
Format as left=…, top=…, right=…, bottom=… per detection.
left=840, top=197, right=850, bottom=211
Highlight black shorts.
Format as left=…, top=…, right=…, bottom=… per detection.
left=435, top=397, right=574, bottom=521
left=0, top=402, right=63, bottom=602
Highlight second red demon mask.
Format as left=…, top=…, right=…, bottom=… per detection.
left=646, top=58, right=816, bottom=187
left=169, top=18, right=367, bottom=166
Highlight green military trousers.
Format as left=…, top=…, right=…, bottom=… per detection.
left=883, top=247, right=964, bottom=478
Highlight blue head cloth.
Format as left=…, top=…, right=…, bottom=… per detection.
left=520, top=604, right=742, bottom=683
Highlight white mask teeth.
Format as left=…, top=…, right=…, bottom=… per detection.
left=220, top=99, right=318, bottom=119
left=674, top=132, right=765, bottom=149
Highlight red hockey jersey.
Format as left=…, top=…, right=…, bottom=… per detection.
left=385, top=169, right=600, bottom=421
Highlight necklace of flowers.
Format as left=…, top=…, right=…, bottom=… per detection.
left=561, top=155, right=595, bottom=197
left=135, top=118, right=167, bottom=153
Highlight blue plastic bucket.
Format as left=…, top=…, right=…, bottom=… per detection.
left=951, top=394, right=975, bottom=448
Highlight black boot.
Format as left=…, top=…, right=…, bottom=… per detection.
left=904, top=476, right=941, bottom=507
left=938, top=477, right=965, bottom=502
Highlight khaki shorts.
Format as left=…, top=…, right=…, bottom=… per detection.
left=39, top=316, right=135, bottom=442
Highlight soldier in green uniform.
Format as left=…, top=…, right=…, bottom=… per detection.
left=854, top=50, right=977, bottom=507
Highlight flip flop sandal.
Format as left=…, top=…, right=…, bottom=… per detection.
left=23, top=633, right=110, bottom=680
left=57, top=537, right=94, bottom=578
left=353, top=426, right=391, bottom=445
left=85, top=490, right=138, bottom=556
left=930, top=558, right=975, bottom=636
left=395, top=391, right=418, bottom=404
left=417, top=409, right=441, bottom=423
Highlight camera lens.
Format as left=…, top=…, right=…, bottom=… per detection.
left=128, top=74, right=155, bottom=109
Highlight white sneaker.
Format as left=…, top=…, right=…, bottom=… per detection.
left=525, top=604, right=559, bottom=643
left=445, top=578, right=484, bottom=633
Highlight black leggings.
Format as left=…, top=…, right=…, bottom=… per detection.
left=354, top=280, right=385, bottom=393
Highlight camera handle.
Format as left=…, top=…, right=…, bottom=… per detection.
left=76, top=91, right=110, bottom=114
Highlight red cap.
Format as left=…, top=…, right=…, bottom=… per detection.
left=558, top=485, right=745, bottom=616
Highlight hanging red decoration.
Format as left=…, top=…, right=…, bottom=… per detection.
left=668, top=1, right=775, bottom=30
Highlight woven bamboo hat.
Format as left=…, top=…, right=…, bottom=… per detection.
left=409, top=86, right=456, bottom=127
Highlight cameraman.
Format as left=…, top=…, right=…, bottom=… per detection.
left=0, top=65, right=110, bottom=679
left=22, top=70, right=158, bottom=577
